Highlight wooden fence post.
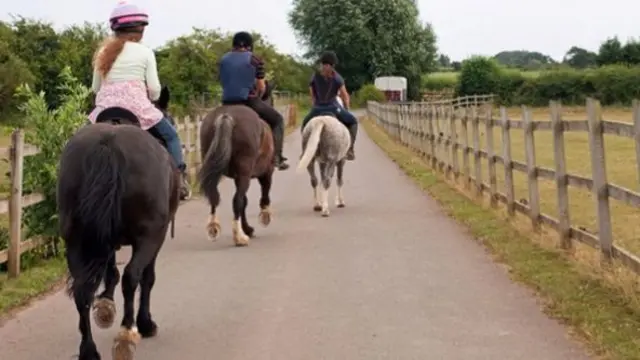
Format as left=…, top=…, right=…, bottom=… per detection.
left=471, top=106, right=482, bottom=197
left=633, top=100, right=640, bottom=191
left=8, top=129, right=24, bottom=278
left=550, top=101, right=572, bottom=250
left=450, top=106, right=459, bottom=181
left=523, top=106, right=540, bottom=230
left=586, top=98, right=613, bottom=263
left=485, top=105, right=497, bottom=208
left=461, top=107, right=471, bottom=189
left=500, top=107, right=516, bottom=216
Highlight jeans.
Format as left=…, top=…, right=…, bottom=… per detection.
left=301, top=105, right=358, bottom=130
left=152, top=116, right=185, bottom=170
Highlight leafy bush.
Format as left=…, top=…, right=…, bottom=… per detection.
left=456, top=56, right=502, bottom=97
left=424, top=57, right=640, bottom=106
left=16, top=66, right=89, bottom=244
left=353, top=84, right=386, bottom=107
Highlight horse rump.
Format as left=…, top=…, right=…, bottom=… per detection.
left=57, top=129, right=126, bottom=297
left=198, top=113, right=235, bottom=200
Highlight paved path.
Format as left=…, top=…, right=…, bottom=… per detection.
left=0, top=119, right=591, bottom=359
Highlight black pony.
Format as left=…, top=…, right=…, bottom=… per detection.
left=57, top=86, right=180, bottom=360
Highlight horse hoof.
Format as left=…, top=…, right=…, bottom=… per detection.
left=313, top=205, right=322, bottom=212
left=93, top=298, right=116, bottom=329
left=321, top=209, right=330, bottom=217
left=259, top=208, right=271, bottom=226
left=112, top=327, right=140, bottom=360
left=234, top=235, right=250, bottom=247
left=337, top=203, right=346, bottom=208
left=207, top=221, right=221, bottom=242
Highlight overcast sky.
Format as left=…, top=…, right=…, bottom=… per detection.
left=3, top=0, right=638, bottom=61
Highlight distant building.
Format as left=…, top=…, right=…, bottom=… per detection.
left=374, top=76, right=407, bottom=102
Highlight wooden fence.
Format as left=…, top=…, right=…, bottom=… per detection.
left=367, top=96, right=640, bottom=275
left=0, top=104, right=298, bottom=278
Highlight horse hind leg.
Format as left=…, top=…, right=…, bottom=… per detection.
left=308, top=160, right=322, bottom=212
left=232, top=174, right=252, bottom=246
left=113, top=239, right=161, bottom=360
left=93, top=255, right=119, bottom=329
left=335, top=159, right=346, bottom=208
left=67, top=247, right=102, bottom=360
left=318, top=162, right=336, bottom=217
left=258, top=172, right=273, bottom=227
left=206, top=187, right=222, bottom=242
left=136, top=254, right=160, bottom=338
left=241, top=194, right=255, bottom=237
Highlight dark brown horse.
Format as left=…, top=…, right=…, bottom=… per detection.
left=199, top=105, right=274, bottom=246
left=57, top=87, right=180, bottom=360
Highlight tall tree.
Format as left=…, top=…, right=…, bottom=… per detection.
left=563, top=46, right=597, bottom=69
left=597, top=37, right=624, bottom=66
left=288, top=0, right=438, bottom=99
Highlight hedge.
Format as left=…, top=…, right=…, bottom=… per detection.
left=422, top=57, right=640, bottom=106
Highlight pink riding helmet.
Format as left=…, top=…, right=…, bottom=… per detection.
left=109, top=1, right=149, bottom=31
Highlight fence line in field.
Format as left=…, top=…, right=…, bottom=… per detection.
left=0, top=104, right=298, bottom=278
left=367, top=96, right=640, bottom=275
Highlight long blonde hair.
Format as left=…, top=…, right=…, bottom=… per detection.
left=93, top=30, right=143, bottom=78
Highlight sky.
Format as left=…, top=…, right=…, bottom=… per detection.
left=2, top=0, right=639, bottom=62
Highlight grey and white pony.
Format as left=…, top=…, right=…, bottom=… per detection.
left=296, top=111, right=351, bottom=217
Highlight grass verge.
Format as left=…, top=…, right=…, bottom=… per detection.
left=362, top=117, right=640, bottom=360
left=0, top=256, right=67, bottom=318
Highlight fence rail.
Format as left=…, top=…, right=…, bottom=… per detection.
left=367, top=96, right=640, bottom=275
left=0, top=104, right=298, bottom=278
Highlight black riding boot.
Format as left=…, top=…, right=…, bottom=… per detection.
left=272, top=124, right=289, bottom=170
left=346, top=122, right=358, bottom=160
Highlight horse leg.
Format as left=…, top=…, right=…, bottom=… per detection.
left=206, top=186, right=222, bottom=241
left=241, top=195, right=255, bottom=237
left=112, top=241, right=160, bottom=360
left=308, top=160, right=321, bottom=212
left=136, top=254, right=159, bottom=338
left=73, top=287, right=101, bottom=360
left=318, top=162, right=336, bottom=217
left=93, top=255, right=119, bottom=329
left=66, top=246, right=102, bottom=360
left=335, top=159, right=346, bottom=208
left=232, top=174, right=252, bottom=246
left=257, top=172, right=273, bottom=226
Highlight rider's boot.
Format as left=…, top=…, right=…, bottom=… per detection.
left=178, top=164, right=192, bottom=200
left=346, top=122, right=358, bottom=161
left=272, top=124, right=290, bottom=170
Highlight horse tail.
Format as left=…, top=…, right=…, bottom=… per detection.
left=297, top=117, right=325, bottom=172
left=66, top=132, right=126, bottom=297
left=198, top=113, right=234, bottom=200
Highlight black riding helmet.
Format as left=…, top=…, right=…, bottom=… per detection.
left=232, top=31, right=254, bottom=49
left=319, top=51, right=338, bottom=66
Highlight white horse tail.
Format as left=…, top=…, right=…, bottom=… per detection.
left=297, top=118, right=325, bottom=173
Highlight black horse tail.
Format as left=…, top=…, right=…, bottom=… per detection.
left=198, top=113, right=234, bottom=201
left=66, top=133, right=126, bottom=297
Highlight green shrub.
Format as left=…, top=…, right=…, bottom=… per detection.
left=353, top=84, right=386, bottom=108
left=456, top=56, right=502, bottom=97
left=15, top=66, right=89, bottom=246
left=424, top=61, right=640, bottom=106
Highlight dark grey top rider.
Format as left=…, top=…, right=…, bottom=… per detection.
left=301, top=51, right=358, bottom=160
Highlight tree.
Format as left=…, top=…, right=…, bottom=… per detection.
left=597, top=37, right=624, bottom=66
left=563, top=46, right=597, bottom=69
left=288, top=0, right=438, bottom=100
left=437, top=54, right=451, bottom=68
left=493, top=50, right=556, bottom=69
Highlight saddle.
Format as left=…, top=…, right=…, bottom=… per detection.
left=94, top=107, right=168, bottom=149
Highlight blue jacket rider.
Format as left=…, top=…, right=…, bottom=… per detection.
left=218, top=32, right=289, bottom=170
